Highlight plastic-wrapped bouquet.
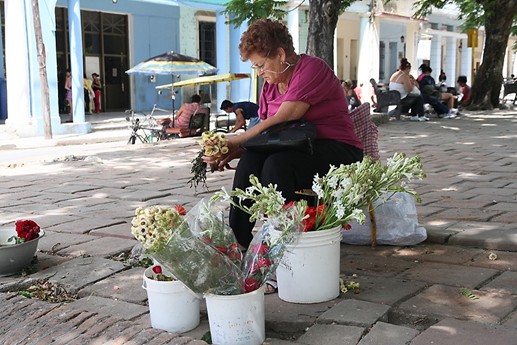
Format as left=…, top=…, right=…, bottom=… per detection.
left=188, top=131, right=229, bottom=189
left=130, top=198, right=303, bottom=295
left=212, top=177, right=308, bottom=292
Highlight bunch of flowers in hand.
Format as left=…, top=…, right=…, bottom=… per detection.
left=6, top=220, right=41, bottom=245
left=188, top=131, right=229, bottom=189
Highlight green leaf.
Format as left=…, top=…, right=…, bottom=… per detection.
left=459, top=287, right=479, bottom=300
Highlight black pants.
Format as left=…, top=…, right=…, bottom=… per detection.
left=229, top=139, right=363, bottom=247
left=400, top=94, right=425, bottom=117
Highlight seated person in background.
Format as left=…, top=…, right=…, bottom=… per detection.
left=417, top=64, right=458, bottom=119
left=169, top=94, right=201, bottom=137
left=457, top=76, right=471, bottom=108
left=220, top=100, right=260, bottom=133
left=342, top=79, right=361, bottom=110
left=389, top=58, right=427, bottom=121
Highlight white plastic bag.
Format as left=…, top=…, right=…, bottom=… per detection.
left=341, top=192, right=427, bottom=246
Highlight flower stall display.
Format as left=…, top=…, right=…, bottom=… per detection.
left=131, top=199, right=304, bottom=296
left=213, top=153, right=425, bottom=303
left=0, top=220, right=45, bottom=276
left=131, top=199, right=304, bottom=344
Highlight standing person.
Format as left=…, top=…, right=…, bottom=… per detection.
left=92, top=73, right=102, bottom=113
left=203, top=19, right=363, bottom=251
left=220, top=100, right=260, bottom=133
left=83, top=73, right=94, bottom=114
left=457, top=76, right=471, bottom=107
left=388, top=58, right=427, bottom=121
left=64, top=69, right=73, bottom=122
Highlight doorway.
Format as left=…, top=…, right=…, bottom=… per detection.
left=56, top=8, right=130, bottom=112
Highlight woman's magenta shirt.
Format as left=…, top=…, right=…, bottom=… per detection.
left=258, top=54, right=362, bottom=149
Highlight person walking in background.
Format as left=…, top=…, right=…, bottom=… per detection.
left=220, top=100, right=260, bottom=133
left=64, top=69, right=73, bottom=122
left=92, top=73, right=102, bottom=113
left=457, top=76, right=471, bottom=108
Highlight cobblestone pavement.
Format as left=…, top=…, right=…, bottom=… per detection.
left=0, top=109, right=516, bottom=345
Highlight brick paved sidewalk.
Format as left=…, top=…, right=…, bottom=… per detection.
left=0, top=109, right=516, bottom=344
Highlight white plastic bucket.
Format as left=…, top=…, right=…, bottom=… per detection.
left=274, top=226, right=342, bottom=303
left=142, top=267, right=200, bottom=333
left=205, top=286, right=265, bottom=345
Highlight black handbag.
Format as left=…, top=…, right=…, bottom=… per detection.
left=240, top=120, right=317, bottom=154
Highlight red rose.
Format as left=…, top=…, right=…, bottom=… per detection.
left=228, top=250, right=242, bottom=262
left=175, top=205, right=187, bottom=216
left=215, top=245, right=227, bottom=254
left=15, top=220, right=40, bottom=242
left=257, top=257, right=272, bottom=268
left=152, top=265, right=162, bottom=274
left=250, top=243, right=269, bottom=255
left=244, top=277, right=259, bottom=292
left=228, top=243, right=240, bottom=251
left=343, top=224, right=352, bottom=230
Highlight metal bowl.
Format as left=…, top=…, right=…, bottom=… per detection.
left=0, top=227, right=44, bottom=277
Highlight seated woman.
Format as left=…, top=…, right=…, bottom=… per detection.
left=457, top=75, right=471, bottom=108
left=342, top=79, right=361, bottom=110
left=165, top=94, right=202, bottom=137
left=388, top=58, right=427, bottom=121
left=417, top=64, right=458, bottom=118
left=203, top=19, right=363, bottom=249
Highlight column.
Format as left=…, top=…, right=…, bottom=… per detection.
left=357, top=15, right=379, bottom=106
left=4, top=0, right=32, bottom=131
left=215, top=11, right=228, bottom=110
left=68, top=0, right=85, bottom=124
left=229, top=21, right=249, bottom=102
left=287, top=7, right=300, bottom=53
left=445, top=36, right=457, bottom=85
left=460, top=38, right=471, bottom=81
left=430, top=34, right=442, bottom=78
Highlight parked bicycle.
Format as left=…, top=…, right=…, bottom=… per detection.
left=125, top=108, right=162, bottom=144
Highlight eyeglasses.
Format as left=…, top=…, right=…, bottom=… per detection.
left=250, top=50, right=295, bottom=74
left=251, top=50, right=271, bottom=73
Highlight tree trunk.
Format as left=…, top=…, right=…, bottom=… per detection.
left=32, top=0, right=52, bottom=139
left=306, top=0, right=341, bottom=67
left=469, top=0, right=517, bottom=110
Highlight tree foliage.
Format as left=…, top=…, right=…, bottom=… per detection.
left=223, top=0, right=288, bottom=27
left=223, top=0, right=356, bottom=66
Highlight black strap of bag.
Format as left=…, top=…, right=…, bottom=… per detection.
left=240, top=120, right=317, bottom=154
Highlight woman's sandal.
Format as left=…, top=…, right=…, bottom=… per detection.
left=264, top=280, right=278, bottom=295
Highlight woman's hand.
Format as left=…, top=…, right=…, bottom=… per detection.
left=202, top=139, right=243, bottom=172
